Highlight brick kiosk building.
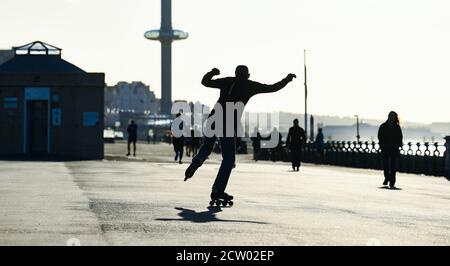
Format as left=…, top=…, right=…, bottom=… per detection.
left=0, top=41, right=105, bottom=159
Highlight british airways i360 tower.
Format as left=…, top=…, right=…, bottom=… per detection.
left=145, top=0, right=188, bottom=115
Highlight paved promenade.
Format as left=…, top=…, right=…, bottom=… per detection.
left=1, top=143, right=450, bottom=245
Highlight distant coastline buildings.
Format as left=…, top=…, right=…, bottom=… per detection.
left=321, top=123, right=438, bottom=143
left=104, top=81, right=211, bottom=140
left=245, top=111, right=449, bottom=143
left=105, top=81, right=158, bottom=114
left=104, top=81, right=160, bottom=137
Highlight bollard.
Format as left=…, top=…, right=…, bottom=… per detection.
left=445, top=136, right=450, bottom=179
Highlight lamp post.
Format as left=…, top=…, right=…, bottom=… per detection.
left=354, top=115, right=360, bottom=143
left=304, top=50, right=308, bottom=140
left=445, top=136, right=450, bottom=179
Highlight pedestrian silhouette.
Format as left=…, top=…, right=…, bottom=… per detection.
left=270, top=127, right=284, bottom=162
left=172, top=112, right=185, bottom=164
left=184, top=65, right=296, bottom=204
left=191, top=127, right=201, bottom=157
left=126, top=120, right=138, bottom=157
left=251, top=128, right=262, bottom=161
left=315, top=128, right=325, bottom=163
left=286, top=119, right=306, bottom=171
left=185, top=131, right=193, bottom=157
left=378, top=111, right=403, bottom=188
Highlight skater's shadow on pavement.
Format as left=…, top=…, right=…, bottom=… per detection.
left=156, top=207, right=267, bottom=224
left=378, top=186, right=403, bottom=190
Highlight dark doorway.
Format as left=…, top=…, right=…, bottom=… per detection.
left=27, top=100, right=48, bottom=154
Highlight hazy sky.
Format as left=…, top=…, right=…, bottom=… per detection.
left=1, top=0, right=449, bottom=123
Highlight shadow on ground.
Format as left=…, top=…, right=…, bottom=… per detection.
left=378, top=186, right=403, bottom=190
left=156, top=207, right=268, bottom=224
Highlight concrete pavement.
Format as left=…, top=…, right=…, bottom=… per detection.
left=1, top=143, right=450, bottom=245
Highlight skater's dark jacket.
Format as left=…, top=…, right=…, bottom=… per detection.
left=202, top=71, right=291, bottom=134
left=202, top=71, right=291, bottom=108
left=377, top=122, right=403, bottom=157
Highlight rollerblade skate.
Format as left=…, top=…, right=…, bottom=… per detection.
left=209, top=191, right=234, bottom=207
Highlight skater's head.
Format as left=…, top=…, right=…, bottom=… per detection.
left=235, top=65, right=250, bottom=80
left=130, top=120, right=135, bottom=125
left=318, top=128, right=322, bottom=133
left=387, top=111, right=399, bottom=126
left=293, top=119, right=299, bottom=126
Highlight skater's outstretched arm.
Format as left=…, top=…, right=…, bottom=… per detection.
left=201, top=68, right=228, bottom=88
left=251, top=73, right=296, bottom=94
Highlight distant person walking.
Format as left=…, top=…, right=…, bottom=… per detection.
left=315, top=128, right=325, bottom=162
left=147, top=129, right=154, bottom=144
left=184, top=65, right=296, bottom=205
left=191, top=128, right=201, bottom=157
left=172, top=113, right=185, bottom=164
left=378, top=111, right=403, bottom=188
left=126, top=120, right=138, bottom=157
left=270, top=128, right=283, bottom=162
left=286, top=119, right=306, bottom=171
left=185, top=134, right=193, bottom=157
left=251, top=130, right=262, bottom=161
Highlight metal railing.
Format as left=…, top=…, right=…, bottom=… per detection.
left=256, top=140, right=448, bottom=177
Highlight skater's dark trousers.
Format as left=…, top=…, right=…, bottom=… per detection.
left=193, top=136, right=216, bottom=163
left=382, top=155, right=397, bottom=187
left=193, top=136, right=236, bottom=193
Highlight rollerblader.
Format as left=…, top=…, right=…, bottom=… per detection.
left=183, top=65, right=296, bottom=206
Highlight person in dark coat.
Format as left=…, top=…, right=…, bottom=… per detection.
left=286, top=119, right=306, bottom=171
left=315, top=128, right=325, bottom=163
left=270, top=128, right=283, bottom=162
left=378, top=111, right=403, bottom=188
left=126, top=120, right=138, bottom=156
left=172, top=113, right=185, bottom=164
left=251, top=129, right=262, bottom=161
left=192, top=126, right=202, bottom=157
